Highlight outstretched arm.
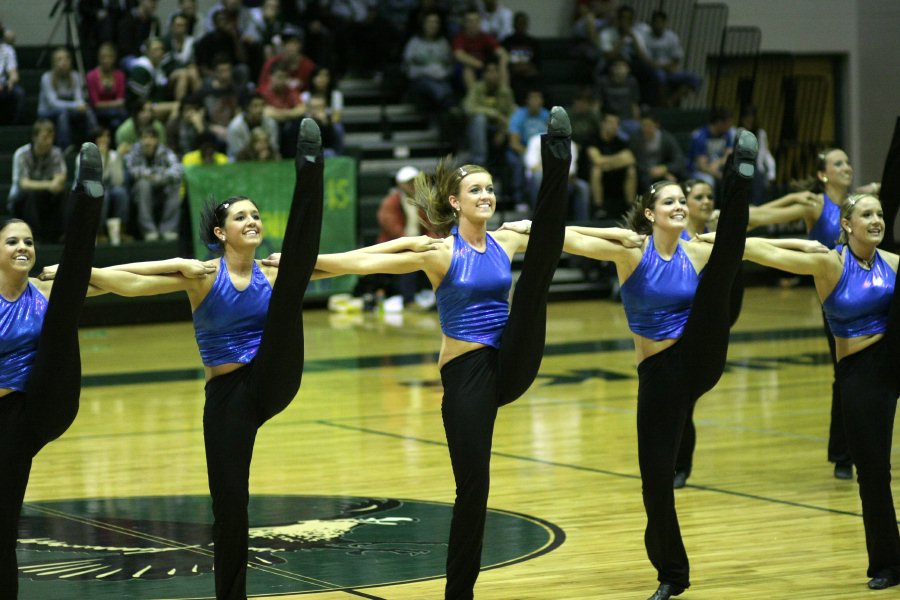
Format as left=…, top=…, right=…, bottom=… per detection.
left=563, top=226, right=642, bottom=263
left=315, top=248, right=443, bottom=277
left=262, top=236, right=443, bottom=268
left=40, top=258, right=214, bottom=281
left=698, top=232, right=830, bottom=275
left=89, top=268, right=200, bottom=297
left=747, top=192, right=818, bottom=229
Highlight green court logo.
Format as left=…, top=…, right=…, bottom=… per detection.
left=18, top=495, right=564, bottom=598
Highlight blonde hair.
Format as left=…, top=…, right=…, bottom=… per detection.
left=411, top=156, right=490, bottom=236
left=838, top=193, right=879, bottom=245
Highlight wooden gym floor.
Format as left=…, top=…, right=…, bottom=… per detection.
left=18, top=286, right=897, bottom=599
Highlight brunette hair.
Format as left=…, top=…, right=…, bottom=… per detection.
left=199, top=196, right=258, bottom=254
left=623, top=180, right=682, bottom=234
left=410, top=156, right=490, bottom=236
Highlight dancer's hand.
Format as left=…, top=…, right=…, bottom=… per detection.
left=410, top=235, right=443, bottom=252
left=262, top=253, right=281, bottom=267
left=498, top=220, right=531, bottom=234
left=695, top=232, right=715, bottom=244
left=178, top=259, right=216, bottom=278
left=38, top=264, right=58, bottom=280
left=618, top=230, right=646, bottom=248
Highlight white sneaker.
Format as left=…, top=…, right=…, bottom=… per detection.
left=162, top=232, right=179, bottom=241
left=144, top=231, right=160, bottom=241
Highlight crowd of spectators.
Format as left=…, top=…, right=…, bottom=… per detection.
left=1, top=1, right=769, bottom=245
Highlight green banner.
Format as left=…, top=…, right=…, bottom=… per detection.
left=184, top=158, right=357, bottom=297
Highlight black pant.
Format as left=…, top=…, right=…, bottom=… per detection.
left=440, top=134, right=569, bottom=600
left=824, top=312, right=851, bottom=464
left=202, top=154, right=323, bottom=600
left=10, top=190, right=68, bottom=244
left=637, top=162, right=750, bottom=590
left=0, top=186, right=102, bottom=599
left=674, top=268, right=745, bottom=475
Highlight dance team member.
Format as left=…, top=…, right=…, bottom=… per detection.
left=0, top=144, right=103, bottom=598
left=289, top=107, right=572, bottom=599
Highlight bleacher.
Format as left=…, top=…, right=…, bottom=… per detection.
left=1, top=1, right=832, bottom=322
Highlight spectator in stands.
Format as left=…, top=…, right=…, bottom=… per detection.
left=636, top=10, right=701, bottom=107
left=463, top=59, right=515, bottom=166
left=304, top=96, right=341, bottom=156
left=77, top=0, right=124, bottom=69
left=257, top=27, right=316, bottom=98
left=126, top=126, right=183, bottom=241
left=572, top=0, right=616, bottom=65
left=0, top=21, right=25, bottom=125
left=568, top=85, right=602, bottom=148
left=597, top=58, right=641, bottom=137
left=283, top=2, right=334, bottom=67
left=236, top=126, right=279, bottom=162
left=167, top=0, right=207, bottom=37
left=478, top=0, right=513, bottom=41
left=628, top=109, right=686, bottom=192
left=115, top=98, right=168, bottom=156
left=260, top=60, right=305, bottom=157
left=598, top=5, right=659, bottom=106
left=325, top=0, right=398, bottom=78
left=501, top=11, right=541, bottom=105
left=250, top=0, right=287, bottom=60
left=166, top=93, right=209, bottom=156
left=162, top=14, right=203, bottom=98
left=126, top=37, right=180, bottom=121
left=369, top=164, right=437, bottom=307
left=199, top=56, right=253, bottom=146
left=86, top=43, right=128, bottom=131
left=182, top=130, right=228, bottom=199
left=226, top=93, right=279, bottom=160
left=92, top=126, right=129, bottom=246
left=525, top=133, right=590, bottom=221
left=687, top=107, right=736, bottom=190
left=7, top=120, right=67, bottom=243
left=507, top=87, right=549, bottom=206
left=578, top=112, right=637, bottom=219
left=194, top=8, right=250, bottom=80
left=403, top=12, right=457, bottom=112
left=301, top=67, right=345, bottom=155
left=405, top=0, right=449, bottom=39
left=38, top=47, right=99, bottom=150
left=739, top=104, right=776, bottom=204
left=205, top=0, right=264, bottom=79
left=379, top=0, right=420, bottom=40
left=116, top=0, right=163, bottom=70
left=452, top=8, right=509, bottom=91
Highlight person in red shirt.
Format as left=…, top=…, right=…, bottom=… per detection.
left=257, top=27, right=316, bottom=96
left=452, top=8, right=508, bottom=90
left=260, top=60, right=304, bottom=157
left=85, top=42, right=128, bottom=130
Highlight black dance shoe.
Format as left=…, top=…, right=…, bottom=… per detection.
left=647, top=582, right=685, bottom=600
left=834, top=461, right=853, bottom=480
left=73, top=142, right=104, bottom=198
left=297, top=117, right=322, bottom=162
left=731, top=128, right=759, bottom=179
left=546, top=106, right=572, bottom=161
left=673, top=469, right=690, bottom=489
left=868, top=570, right=900, bottom=589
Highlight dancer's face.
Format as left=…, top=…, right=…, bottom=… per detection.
left=646, top=184, right=687, bottom=232
left=842, top=196, right=884, bottom=247
left=450, top=172, right=495, bottom=225
left=820, top=149, right=853, bottom=191
left=685, top=182, right=714, bottom=225
left=216, top=200, right=264, bottom=250
left=1, top=222, right=36, bottom=276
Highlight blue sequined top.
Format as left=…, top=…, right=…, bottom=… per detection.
left=192, top=259, right=271, bottom=366
left=436, top=228, right=511, bottom=348
left=0, top=283, right=48, bottom=392
left=620, top=237, right=700, bottom=340
left=823, top=246, right=895, bottom=338
left=808, top=194, right=842, bottom=249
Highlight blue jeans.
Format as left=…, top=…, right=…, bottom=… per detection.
left=38, top=106, right=99, bottom=149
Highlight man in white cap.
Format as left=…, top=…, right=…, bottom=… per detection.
left=372, top=165, right=436, bottom=308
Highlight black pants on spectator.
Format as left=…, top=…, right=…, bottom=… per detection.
left=440, top=134, right=569, bottom=600
left=203, top=154, right=323, bottom=600
left=675, top=268, right=745, bottom=476
left=834, top=117, right=900, bottom=582
left=10, top=190, right=68, bottom=243
left=0, top=186, right=102, bottom=599
left=637, top=161, right=749, bottom=590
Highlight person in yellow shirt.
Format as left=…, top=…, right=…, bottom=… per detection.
left=181, top=130, right=229, bottom=199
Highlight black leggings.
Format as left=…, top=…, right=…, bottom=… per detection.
left=440, top=134, right=569, bottom=600
left=834, top=115, right=900, bottom=581
left=0, top=187, right=102, bottom=598
left=636, top=162, right=750, bottom=590
left=674, top=267, right=745, bottom=475
left=824, top=312, right=851, bottom=464
left=203, top=154, right=323, bottom=600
